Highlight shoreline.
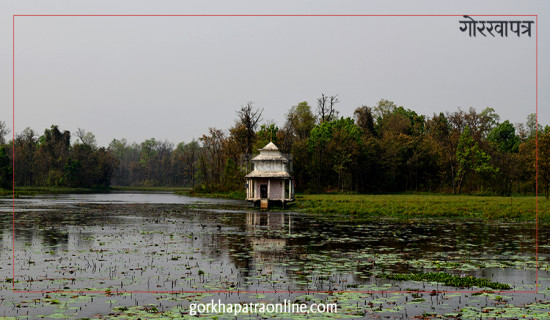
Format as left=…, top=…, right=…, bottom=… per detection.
left=2, top=187, right=546, bottom=221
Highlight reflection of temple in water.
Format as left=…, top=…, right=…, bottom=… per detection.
left=245, top=212, right=292, bottom=233
left=244, top=212, right=294, bottom=273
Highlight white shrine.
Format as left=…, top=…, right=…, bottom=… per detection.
left=245, top=142, right=294, bottom=208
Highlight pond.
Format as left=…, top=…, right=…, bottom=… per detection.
left=0, top=192, right=549, bottom=319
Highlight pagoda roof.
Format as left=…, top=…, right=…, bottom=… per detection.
left=250, top=142, right=288, bottom=162
left=251, top=154, right=288, bottom=162
left=259, top=142, right=279, bottom=151
left=245, top=170, right=292, bottom=178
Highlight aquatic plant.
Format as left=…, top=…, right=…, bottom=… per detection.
left=379, top=272, right=511, bottom=290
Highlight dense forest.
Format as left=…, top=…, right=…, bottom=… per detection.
left=1, top=97, right=549, bottom=196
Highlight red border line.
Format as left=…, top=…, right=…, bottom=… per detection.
left=12, top=14, right=537, bottom=17
left=12, top=14, right=539, bottom=295
left=12, top=14, right=15, bottom=292
left=535, top=14, right=539, bottom=293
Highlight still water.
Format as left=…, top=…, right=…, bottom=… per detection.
left=0, top=192, right=549, bottom=319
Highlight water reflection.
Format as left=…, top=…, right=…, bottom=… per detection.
left=0, top=193, right=546, bottom=294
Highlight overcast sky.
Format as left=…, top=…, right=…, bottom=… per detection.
left=1, top=1, right=548, bottom=147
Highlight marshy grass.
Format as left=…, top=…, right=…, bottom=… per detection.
left=177, top=189, right=246, bottom=200
left=295, top=194, right=548, bottom=221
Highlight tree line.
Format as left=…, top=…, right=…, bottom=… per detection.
left=1, top=97, right=549, bottom=196
left=1, top=124, right=118, bottom=189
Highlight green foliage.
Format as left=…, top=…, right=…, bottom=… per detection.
left=308, top=117, right=362, bottom=151
left=139, top=138, right=158, bottom=168
left=353, top=105, right=376, bottom=136
left=64, top=159, right=82, bottom=187
left=254, top=123, right=278, bottom=152
left=11, top=125, right=118, bottom=189
left=488, top=120, right=520, bottom=153
left=539, top=132, right=550, bottom=198
left=480, top=107, right=500, bottom=133
left=7, top=102, right=542, bottom=196
left=309, top=117, right=363, bottom=191
left=526, top=113, right=539, bottom=139
left=0, top=146, right=12, bottom=189
left=379, top=272, right=511, bottom=290
left=222, top=158, right=244, bottom=191
left=286, top=102, right=316, bottom=141
left=455, top=127, right=496, bottom=193
left=394, top=106, right=425, bottom=135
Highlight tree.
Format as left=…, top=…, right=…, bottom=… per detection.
left=94, top=147, right=119, bottom=188
left=488, top=120, right=520, bottom=153
left=199, top=128, right=226, bottom=189
left=539, top=132, right=550, bottom=198
left=75, top=128, right=97, bottom=148
left=526, top=113, right=540, bottom=139
left=64, top=158, right=82, bottom=187
left=182, top=140, right=200, bottom=189
left=109, top=138, right=140, bottom=186
left=487, top=121, right=521, bottom=195
left=37, top=125, right=71, bottom=186
left=326, top=118, right=363, bottom=191
left=0, top=121, right=10, bottom=145
left=286, top=102, right=316, bottom=141
left=309, top=117, right=362, bottom=191
left=0, top=146, right=12, bottom=188
left=317, top=94, right=339, bottom=123
left=373, top=99, right=398, bottom=120
left=353, top=105, right=376, bottom=136
left=254, top=123, right=278, bottom=151
left=236, top=102, right=263, bottom=155
left=139, top=138, right=159, bottom=185
left=281, top=102, right=317, bottom=189
left=479, top=107, right=500, bottom=137
left=14, top=128, right=37, bottom=186
left=455, top=126, right=496, bottom=194
left=450, top=107, right=499, bottom=142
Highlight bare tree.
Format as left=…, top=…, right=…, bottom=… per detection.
left=75, top=128, right=97, bottom=148
left=236, top=102, right=263, bottom=155
left=317, top=94, right=339, bottom=123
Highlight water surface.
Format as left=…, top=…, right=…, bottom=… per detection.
left=0, top=192, right=548, bottom=319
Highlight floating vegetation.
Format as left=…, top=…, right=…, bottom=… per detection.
left=379, top=272, right=511, bottom=290
left=0, top=192, right=548, bottom=319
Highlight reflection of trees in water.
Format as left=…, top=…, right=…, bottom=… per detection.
left=209, top=212, right=295, bottom=279
left=232, top=213, right=296, bottom=280
left=13, top=223, right=34, bottom=245
left=42, top=228, right=69, bottom=252
left=0, top=216, right=5, bottom=238
left=228, top=235, right=253, bottom=278
left=451, top=222, right=533, bottom=254
left=11, top=208, right=122, bottom=253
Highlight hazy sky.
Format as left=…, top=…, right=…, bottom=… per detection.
left=1, top=1, right=548, bottom=146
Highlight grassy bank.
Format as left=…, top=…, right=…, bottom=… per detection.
left=176, top=189, right=246, bottom=200
left=295, top=194, right=548, bottom=221
left=4, top=186, right=546, bottom=221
